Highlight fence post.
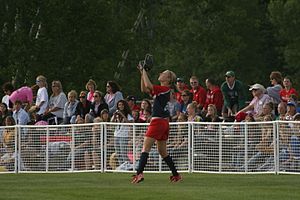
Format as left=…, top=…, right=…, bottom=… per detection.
left=218, top=124, right=222, bottom=173
left=45, top=126, right=49, bottom=172
left=189, top=122, right=193, bottom=173
left=132, top=123, right=136, bottom=173
left=70, top=126, right=75, bottom=172
left=244, top=123, right=248, bottom=173
left=102, top=123, right=106, bottom=173
left=275, top=121, right=279, bottom=174
left=15, top=126, right=19, bottom=173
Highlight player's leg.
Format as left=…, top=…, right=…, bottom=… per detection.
left=157, top=140, right=182, bottom=182
left=132, top=136, right=155, bottom=183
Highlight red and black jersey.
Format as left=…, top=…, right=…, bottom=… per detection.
left=151, top=85, right=171, bottom=118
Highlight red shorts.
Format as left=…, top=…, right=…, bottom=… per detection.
left=145, top=118, right=169, bottom=141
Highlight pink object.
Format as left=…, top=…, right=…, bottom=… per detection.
left=9, top=86, right=33, bottom=104
left=34, top=120, right=48, bottom=126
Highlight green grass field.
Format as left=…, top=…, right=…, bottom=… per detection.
left=0, top=173, right=299, bottom=200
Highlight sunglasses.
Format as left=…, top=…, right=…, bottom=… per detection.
left=79, top=96, right=86, bottom=98
left=190, top=82, right=198, bottom=84
left=93, top=95, right=99, bottom=98
left=181, top=94, right=188, bottom=97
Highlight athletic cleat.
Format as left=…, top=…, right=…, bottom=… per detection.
left=170, top=174, right=182, bottom=183
left=131, top=173, right=144, bottom=184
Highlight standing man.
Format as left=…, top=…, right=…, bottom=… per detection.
left=189, top=76, right=206, bottom=113
left=203, top=78, right=223, bottom=115
left=221, top=71, right=246, bottom=118
left=175, top=77, right=189, bottom=103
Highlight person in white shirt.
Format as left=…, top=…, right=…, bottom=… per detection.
left=30, top=75, right=48, bottom=122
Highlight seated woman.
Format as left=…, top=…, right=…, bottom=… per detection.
left=85, top=90, right=109, bottom=123
left=74, top=91, right=92, bottom=121
left=42, top=80, right=67, bottom=125
left=203, top=104, right=222, bottom=122
left=63, top=90, right=79, bottom=124
left=0, top=116, right=16, bottom=171
left=186, top=101, right=202, bottom=122
left=180, top=90, right=193, bottom=115
left=139, top=99, right=152, bottom=122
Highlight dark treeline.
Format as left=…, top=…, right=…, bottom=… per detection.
left=1, top=0, right=300, bottom=99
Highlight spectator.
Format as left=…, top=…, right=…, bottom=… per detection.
left=0, top=116, right=16, bottom=171
left=86, top=90, right=109, bottom=123
left=75, top=91, right=92, bottom=120
left=85, top=79, right=97, bottom=102
left=221, top=71, right=246, bottom=118
left=276, top=102, right=287, bottom=120
left=186, top=102, right=202, bottom=122
left=285, top=101, right=298, bottom=121
left=139, top=99, right=152, bottom=122
left=267, top=71, right=283, bottom=113
left=203, top=78, right=223, bottom=115
left=203, top=104, right=222, bottom=122
left=0, top=103, right=12, bottom=126
left=100, top=109, right=110, bottom=122
left=104, top=81, right=124, bottom=116
left=255, top=102, right=275, bottom=121
left=167, top=91, right=181, bottom=122
left=1, top=82, right=14, bottom=109
left=189, top=75, right=206, bottom=112
left=63, top=90, right=79, bottom=124
left=111, top=99, right=133, bottom=166
left=142, top=108, right=152, bottom=123
left=42, top=80, right=67, bottom=125
left=12, top=100, right=30, bottom=125
left=132, top=109, right=143, bottom=123
left=31, top=75, right=48, bottom=122
left=241, top=114, right=274, bottom=171
left=126, top=95, right=140, bottom=111
left=179, top=89, right=193, bottom=114
left=237, top=83, right=271, bottom=118
left=280, top=76, right=298, bottom=103
left=9, top=86, right=33, bottom=111
left=175, top=77, right=189, bottom=103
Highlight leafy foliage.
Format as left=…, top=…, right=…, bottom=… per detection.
left=0, top=0, right=298, bottom=98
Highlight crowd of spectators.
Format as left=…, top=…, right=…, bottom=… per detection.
left=1, top=70, right=300, bottom=171
left=0, top=71, right=299, bottom=125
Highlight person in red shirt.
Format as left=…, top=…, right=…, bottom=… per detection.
left=175, top=77, right=189, bottom=103
left=203, top=78, right=223, bottom=115
left=189, top=76, right=206, bottom=112
left=126, top=95, right=140, bottom=111
left=280, top=76, right=298, bottom=102
left=131, top=66, right=181, bottom=184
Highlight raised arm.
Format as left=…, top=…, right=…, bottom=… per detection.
left=138, top=66, right=152, bottom=94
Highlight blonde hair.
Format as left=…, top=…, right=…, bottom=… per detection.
left=36, top=75, right=48, bottom=88
left=68, top=90, right=78, bottom=98
left=85, top=79, right=97, bottom=91
left=51, top=80, right=63, bottom=95
left=187, top=101, right=198, bottom=110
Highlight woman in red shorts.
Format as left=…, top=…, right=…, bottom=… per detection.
left=131, top=66, right=182, bottom=183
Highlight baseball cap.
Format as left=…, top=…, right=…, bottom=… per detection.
left=225, top=71, right=235, bottom=77
left=249, top=83, right=266, bottom=92
left=126, top=95, right=136, bottom=102
left=176, top=77, right=184, bottom=82
left=287, top=101, right=297, bottom=107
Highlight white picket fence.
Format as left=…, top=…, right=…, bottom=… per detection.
left=0, top=121, right=299, bottom=174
